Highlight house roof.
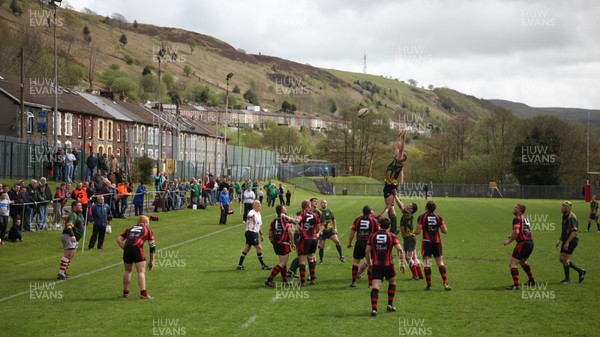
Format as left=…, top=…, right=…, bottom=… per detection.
left=77, top=91, right=134, bottom=122
left=0, top=74, right=112, bottom=119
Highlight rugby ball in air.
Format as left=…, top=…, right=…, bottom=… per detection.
left=357, top=108, right=369, bottom=118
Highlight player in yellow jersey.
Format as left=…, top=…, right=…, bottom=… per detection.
left=384, top=130, right=407, bottom=235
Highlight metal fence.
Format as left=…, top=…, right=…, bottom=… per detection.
left=0, top=136, right=279, bottom=182
left=282, top=176, right=590, bottom=200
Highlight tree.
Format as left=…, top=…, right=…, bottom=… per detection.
left=142, top=66, right=152, bottom=76
left=183, top=65, right=192, bottom=77
left=83, top=25, right=92, bottom=44
left=87, top=45, right=99, bottom=90
left=428, top=84, right=434, bottom=90
left=281, top=101, right=292, bottom=112
left=111, top=77, right=139, bottom=99
left=131, top=154, right=154, bottom=185
left=119, top=34, right=128, bottom=46
left=232, top=84, right=241, bottom=94
left=10, top=0, right=23, bottom=16
left=329, top=99, right=337, bottom=113
left=162, top=72, right=174, bottom=91
left=133, top=20, right=138, bottom=29
left=243, top=89, right=259, bottom=105
left=82, top=8, right=97, bottom=15
left=512, top=127, right=560, bottom=185
left=140, top=74, right=156, bottom=94
left=111, top=13, right=128, bottom=28
left=408, top=79, right=418, bottom=87
left=186, top=38, right=196, bottom=53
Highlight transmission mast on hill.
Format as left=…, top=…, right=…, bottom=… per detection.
left=363, top=53, right=367, bottom=74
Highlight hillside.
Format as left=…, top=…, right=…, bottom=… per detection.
left=489, top=99, right=600, bottom=130
left=0, top=0, right=502, bottom=127
left=1, top=0, right=594, bottom=132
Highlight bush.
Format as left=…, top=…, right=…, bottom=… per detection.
left=111, top=77, right=139, bottom=98
left=124, top=54, right=134, bottom=65
left=131, top=154, right=154, bottom=185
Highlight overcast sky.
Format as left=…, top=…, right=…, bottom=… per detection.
left=72, top=0, right=600, bottom=109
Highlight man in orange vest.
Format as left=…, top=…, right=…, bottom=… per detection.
left=116, top=183, right=130, bottom=218
left=72, top=183, right=90, bottom=216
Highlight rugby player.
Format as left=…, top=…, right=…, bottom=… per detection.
left=317, top=200, right=344, bottom=264
left=117, top=215, right=155, bottom=299
left=586, top=195, right=599, bottom=232
left=366, top=218, right=405, bottom=317
left=384, top=130, right=407, bottom=235
left=265, top=205, right=297, bottom=287
left=557, top=201, right=586, bottom=284
left=394, top=194, right=422, bottom=280
left=348, top=205, right=381, bottom=288
left=414, top=201, right=451, bottom=291
left=503, top=204, right=535, bottom=290
left=57, top=201, right=85, bottom=280
left=296, top=199, right=321, bottom=286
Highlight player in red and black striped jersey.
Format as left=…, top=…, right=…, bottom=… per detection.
left=265, top=205, right=297, bottom=287
left=296, top=199, right=321, bottom=286
left=415, top=201, right=451, bottom=291
left=503, top=204, right=535, bottom=290
left=366, top=218, right=405, bottom=316
left=348, top=205, right=381, bottom=287
left=117, top=215, right=155, bottom=299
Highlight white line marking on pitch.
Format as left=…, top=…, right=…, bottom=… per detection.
left=0, top=223, right=245, bottom=303
left=242, top=315, right=258, bottom=328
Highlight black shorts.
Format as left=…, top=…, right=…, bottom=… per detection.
left=372, top=265, right=396, bottom=281
left=322, top=229, right=336, bottom=240
left=403, top=236, right=417, bottom=252
left=560, top=238, right=578, bottom=254
left=353, top=240, right=368, bottom=260
left=383, top=184, right=398, bottom=198
left=273, top=243, right=291, bottom=256
left=123, top=246, right=146, bottom=264
left=245, top=231, right=260, bottom=246
left=298, top=238, right=317, bottom=256
left=512, top=240, right=534, bottom=260
left=589, top=212, right=598, bottom=220
left=422, top=241, right=443, bottom=258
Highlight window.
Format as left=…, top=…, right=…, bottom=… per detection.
left=116, top=147, right=121, bottom=157
left=87, top=118, right=93, bottom=139
left=56, top=112, right=62, bottom=136
left=98, top=145, right=104, bottom=154
left=65, top=140, right=72, bottom=149
left=77, top=117, right=82, bottom=138
left=107, top=146, right=113, bottom=155
left=26, top=111, right=34, bottom=133
left=98, top=120, right=104, bottom=139
left=148, top=127, right=154, bottom=145
left=64, top=113, right=73, bottom=136
left=116, top=124, right=121, bottom=142
left=162, top=131, right=166, bottom=146
left=147, top=149, right=153, bottom=157
left=155, top=129, right=159, bottom=146
left=124, top=127, right=129, bottom=142
left=140, top=126, right=146, bottom=143
left=107, top=121, right=113, bottom=140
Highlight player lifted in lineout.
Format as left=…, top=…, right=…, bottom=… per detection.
left=384, top=130, right=408, bottom=236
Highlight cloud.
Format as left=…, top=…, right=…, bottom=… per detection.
left=73, top=0, right=600, bottom=108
